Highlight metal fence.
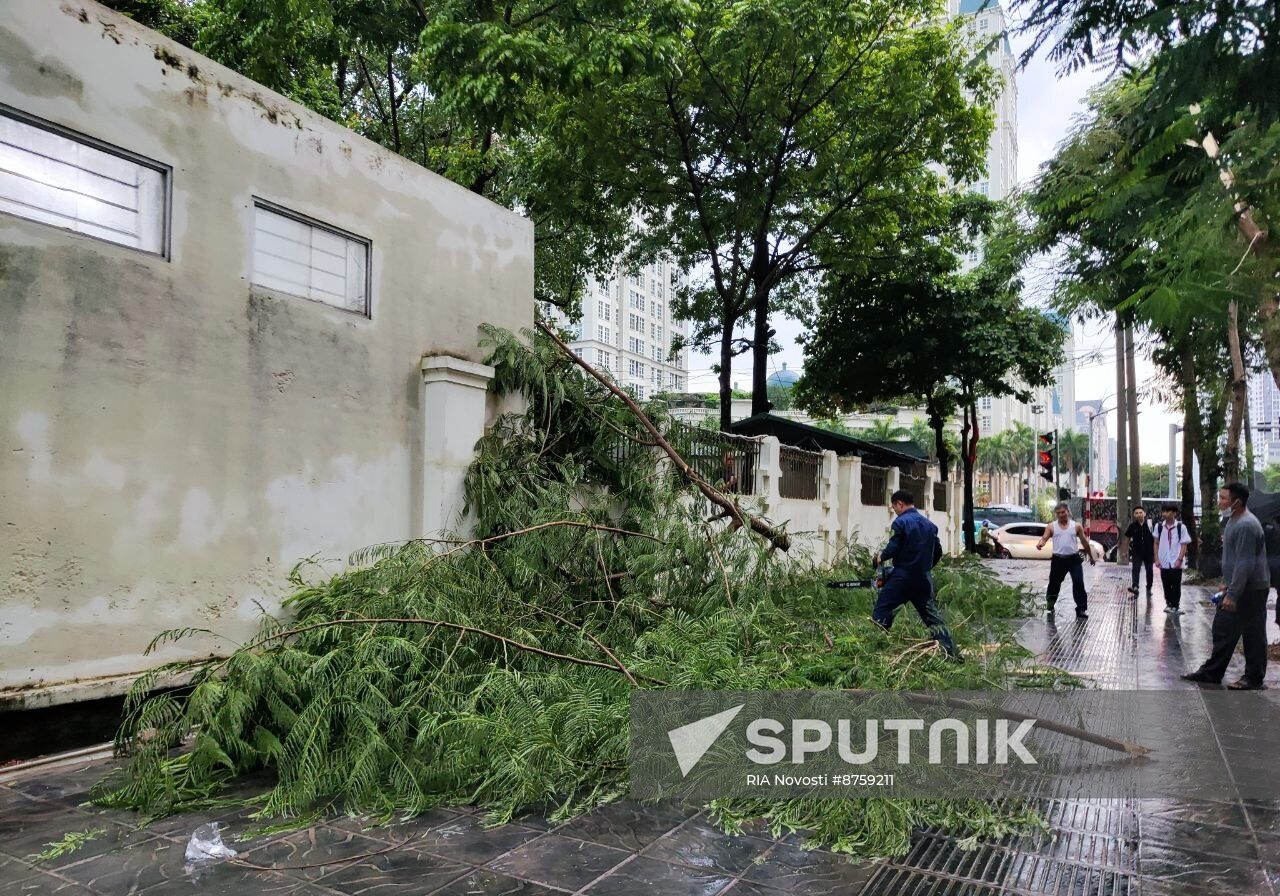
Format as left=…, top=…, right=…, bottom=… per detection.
left=667, top=421, right=760, bottom=496
left=934, top=482, right=950, bottom=513
left=779, top=445, right=824, bottom=501
left=901, top=473, right=928, bottom=507
left=861, top=465, right=890, bottom=506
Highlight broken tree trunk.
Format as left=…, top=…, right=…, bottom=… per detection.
left=537, top=321, right=792, bottom=553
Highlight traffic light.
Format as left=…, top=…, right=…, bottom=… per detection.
left=1038, top=432, right=1055, bottom=482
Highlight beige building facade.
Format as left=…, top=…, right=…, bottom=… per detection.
left=0, top=2, right=533, bottom=705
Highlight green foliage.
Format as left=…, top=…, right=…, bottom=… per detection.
left=29, top=829, right=108, bottom=863
left=97, top=327, right=1054, bottom=856
left=1104, top=464, right=1177, bottom=498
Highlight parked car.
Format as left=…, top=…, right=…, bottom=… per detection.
left=994, top=522, right=1106, bottom=562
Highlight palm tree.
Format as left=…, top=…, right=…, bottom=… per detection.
left=978, top=432, right=1021, bottom=503
left=908, top=418, right=962, bottom=480
left=1057, top=430, right=1090, bottom=493
left=864, top=416, right=909, bottom=443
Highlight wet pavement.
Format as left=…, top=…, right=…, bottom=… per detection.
left=4, top=561, right=1280, bottom=895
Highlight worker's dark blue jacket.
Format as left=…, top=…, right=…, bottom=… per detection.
left=881, top=508, right=939, bottom=578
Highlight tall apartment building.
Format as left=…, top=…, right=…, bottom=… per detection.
left=952, top=0, right=1018, bottom=203
left=1075, top=400, right=1113, bottom=489
left=1247, top=370, right=1280, bottom=468
left=951, top=0, right=1078, bottom=446
left=548, top=260, right=690, bottom=401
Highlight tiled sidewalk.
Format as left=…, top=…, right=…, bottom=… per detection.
left=4, top=560, right=1280, bottom=895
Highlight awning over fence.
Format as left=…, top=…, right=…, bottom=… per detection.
left=729, top=413, right=924, bottom=473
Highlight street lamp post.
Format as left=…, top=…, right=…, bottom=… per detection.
left=1031, top=403, right=1045, bottom=509
left=1168, top=423, right=1184, bottom=499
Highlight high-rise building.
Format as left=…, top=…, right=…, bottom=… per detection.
left=1075, top=400, right=1112, bottom=490
left=952, top=0, right=1018, bottom=203
left=546, top=260, right=690, bottom=401
left=951, top=0, right=1077, bottom=447
left=1247, top=370, right=1280, bottom=468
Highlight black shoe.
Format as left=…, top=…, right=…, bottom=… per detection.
left=1046, top=600, right=1056, bottom=615
left=1181, top=671, right=1220, bottom=684
left=1146, top=590, right=1153, bottom=598
left=1076, top=612, right=1088, bottom=620
left=1127, top=586, right=1138, bottom=595
left=1228, top=679, right=1267, bottom=691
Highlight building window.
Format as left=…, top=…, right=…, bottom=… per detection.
left=0, top=108, right=169, bottom=256
left=980, top=397, right=992, bottom=410
left=630, top=290, right=645, bottom=310
left=598, top=325, right=611, bottom=342
left=252, top=201, right=370, bottom=315
left=651, top=344, right=662, bottom=362
left=629, top=359, right=645, bottom=378
left=597, top=300, right=610, bottom=322
left=596, top=349, right=613, bottom=369
left=981, top=415, right=991, bottom=431
left=630, top=313, right=644, bottom=332
left=629, top=337, right=645, bottom=354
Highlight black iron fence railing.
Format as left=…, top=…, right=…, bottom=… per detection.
left=779, top=445, right=824, bottom=501
left=861, top=465, right=890, bottom=506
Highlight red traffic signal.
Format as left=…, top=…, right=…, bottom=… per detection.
left=1038, top=441, right=1055, bottom=481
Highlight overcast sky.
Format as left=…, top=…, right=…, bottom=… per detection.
left=684, top=15, right=1181, bottom=465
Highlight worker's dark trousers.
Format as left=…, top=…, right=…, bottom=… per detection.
left=1197, top=587, right=1269, bottom=685
left=873, top=573, right=959, bottom=658
left=1159, top=567, right=1183, bottom=609
left=1047, top=554, right=1087, bottom=614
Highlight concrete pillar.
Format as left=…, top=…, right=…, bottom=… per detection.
left=420, top=355, right=495, bottom=537
left=819, top=450, right=839, bottom=562
left=756, top=436, right=782, bottom=510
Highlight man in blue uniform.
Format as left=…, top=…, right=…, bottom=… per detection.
left=872, top=490, right=960, bottom=659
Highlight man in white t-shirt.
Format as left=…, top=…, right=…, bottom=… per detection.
left=1155, top=504, right=1192, bottom=614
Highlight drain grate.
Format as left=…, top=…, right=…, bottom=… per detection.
left=856, top=577, right=1144, bottom=896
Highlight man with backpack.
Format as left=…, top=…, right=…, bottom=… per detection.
left=1156, top=504, right=1192, bottom=614
left=871, top=490, right=960, bottom=660
left=1124, top=507, right=1156, bottom=598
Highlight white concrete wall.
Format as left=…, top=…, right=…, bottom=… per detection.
left=0, top=2, right=533, bottom=705
left=750, top=439, right=959, bottom=565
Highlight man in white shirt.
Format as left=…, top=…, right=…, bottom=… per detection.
left=1155, top=504, right=1192, bottom=614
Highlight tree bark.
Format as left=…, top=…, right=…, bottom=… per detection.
left=961, top=401, right=978, bottom=553
left=750, top=287, right=773, bottom=417
left=538, top=321, right=792, bottom=552
left=1244, top=385, right=1255, bottom=488
left=1224, top=299, right=1247, bottom=483
left=719, top=305, right=735, bottom=432
left=1115, top=318, right=1130, bottom=562
left=1179, top=339, right=1200, bottom=566
left=1125, top=320, right=1140, bottom=506
left=927, top=394, right=949, bottom=483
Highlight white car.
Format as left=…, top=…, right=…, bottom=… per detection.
left=994, top=523, right=1106, bottom=562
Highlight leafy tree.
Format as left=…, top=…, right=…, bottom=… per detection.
left=862, top=417, right=910, bottom=443
left=560, top=0, right=996, bottom=428
left=766, top=385, right=794, bottom=413
left=909, top=419, right=959, bottom=465
left=1104, top=464, right=1179, bottom=499
left=797, top=202, right=1066, bottom=551
left=1263, top=463, right=1280, bottom=493
left=1057, top=429, right=1090, bottom=492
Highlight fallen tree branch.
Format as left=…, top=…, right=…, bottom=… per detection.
left=254, top=616, right=667, bottom=685
left=537, top=320, right=791, bottom=553
left=844, top=690, right=1151, bottom=756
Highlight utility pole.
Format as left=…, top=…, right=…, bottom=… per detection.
left=1168, top=423, right=1180, bottom=498
left=1115, top=320, right=1129, bottom=562
left=1125, top=320, right=1141, bottom=509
